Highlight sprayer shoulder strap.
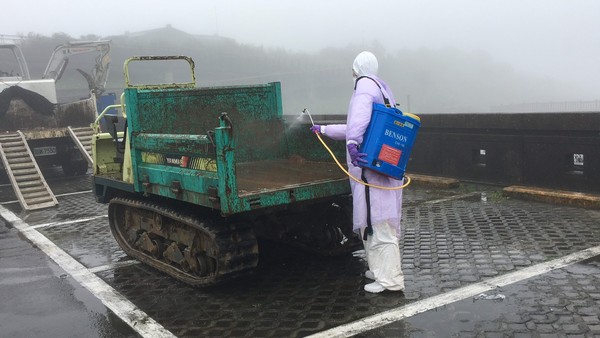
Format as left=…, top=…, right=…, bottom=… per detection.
left=354, top=76, right=391, bottom=106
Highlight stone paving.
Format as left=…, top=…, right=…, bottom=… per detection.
left=366, top=256, right=600, bottom=337
left=1, top=173, right=600, bottom=337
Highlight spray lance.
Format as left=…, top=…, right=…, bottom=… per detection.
left=302, top=108, right=413, bottom=190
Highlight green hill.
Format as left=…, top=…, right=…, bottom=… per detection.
left=14, top=27, right=578, bottom=114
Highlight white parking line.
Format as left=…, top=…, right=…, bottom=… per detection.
left=89, top=260, right=141, bottom=274
left=0, top=190, right=93, bottom=205
left=31, top=215, right=108, bottom=229
left=309, top=244, right=600, bottom=338
left=54, top=190, right=94, bottom=197
left=0, top=205, right=177, bottom=338
left=423, top=192, right=481, bottom=204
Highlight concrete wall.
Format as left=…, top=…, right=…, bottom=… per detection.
left=409, top=112, right=600, bottom=193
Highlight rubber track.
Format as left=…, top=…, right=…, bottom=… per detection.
left=108, top=197, right=259, bottom=286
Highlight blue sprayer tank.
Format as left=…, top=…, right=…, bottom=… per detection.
left=359, top=103, right=421, bottom=180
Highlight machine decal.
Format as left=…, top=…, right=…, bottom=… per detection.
left=141, top=152, right=217, bottom=172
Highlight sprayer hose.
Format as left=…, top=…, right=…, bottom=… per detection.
left=315, top=132, right=410, bottom=190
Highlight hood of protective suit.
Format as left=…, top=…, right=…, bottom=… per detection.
left=352, top=51, right=379, bottom=77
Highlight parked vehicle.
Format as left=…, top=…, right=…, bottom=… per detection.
left=92, top=56, right=359, bottom=286
left=0, top=38, right=111, bottom=210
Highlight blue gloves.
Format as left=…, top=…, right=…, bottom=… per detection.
left=310, top=125, right=367, bottom=167
left=347, top=144, right=368, bottom=167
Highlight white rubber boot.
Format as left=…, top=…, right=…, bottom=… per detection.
left=364, top=281, right=385, bottom=293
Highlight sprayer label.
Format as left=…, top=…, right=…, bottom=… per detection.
left=384, top=129, right=408, bottom=143
left=378, top=144, right=402, bottom=166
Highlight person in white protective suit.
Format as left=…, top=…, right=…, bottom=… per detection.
left=310, top=51, right=405, bottom=293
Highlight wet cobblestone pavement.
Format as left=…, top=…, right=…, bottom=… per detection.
left=366, top=256, right=600, bottom=337
left=1, top=171, right=600, bottom=337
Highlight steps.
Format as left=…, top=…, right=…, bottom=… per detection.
left=0, top=131, right=58, bottom=210
left=67, top=126, right=93, bottom=167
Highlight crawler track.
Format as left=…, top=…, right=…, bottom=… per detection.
left=108, top=197, right=259, bottom=286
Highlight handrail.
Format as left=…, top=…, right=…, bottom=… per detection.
left=123, top=56, right=196, bottom=89
left=93, top=92, right=126, bottom=133
left=93, top=104, right=124, bottom=133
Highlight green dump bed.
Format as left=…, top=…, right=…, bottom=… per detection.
left=125, top=82, right=349, bottom=215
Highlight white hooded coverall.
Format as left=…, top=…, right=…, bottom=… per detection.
left=319, top=51, right=405, bottom=291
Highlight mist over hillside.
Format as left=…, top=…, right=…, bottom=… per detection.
left=13, top=27, right=592, bottom=114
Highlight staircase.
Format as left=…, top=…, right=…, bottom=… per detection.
left=0, top=131, right=58, bottom=210
left=67, top=126, right=94, bottom=167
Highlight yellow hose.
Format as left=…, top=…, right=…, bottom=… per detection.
left=315, top=132, right=410, bottom=190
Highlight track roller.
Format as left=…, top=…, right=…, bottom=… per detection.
left=108, top=197, right=259, bottom=286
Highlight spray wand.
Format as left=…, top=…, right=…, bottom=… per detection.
left=302, top=108, right=410, bottom=190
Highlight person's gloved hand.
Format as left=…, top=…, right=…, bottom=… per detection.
left=310, top=125, right=322, bottom=134
left=347, top=143, right=368, bottom=167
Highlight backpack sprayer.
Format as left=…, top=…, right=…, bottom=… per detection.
left=303, top=104, right=420, bottom=190
left=304, top=103, right=420, bottom=241
left=305, top=76, right=421, bottom=189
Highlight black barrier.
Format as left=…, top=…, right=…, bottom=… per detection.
left=409, top=112, right=600, bottom=193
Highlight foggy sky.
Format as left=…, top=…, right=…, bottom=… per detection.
left=2, top=0, right=599, bottom=100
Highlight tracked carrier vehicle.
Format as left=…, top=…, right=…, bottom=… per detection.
left=92, top=56, right=359, bottom=286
